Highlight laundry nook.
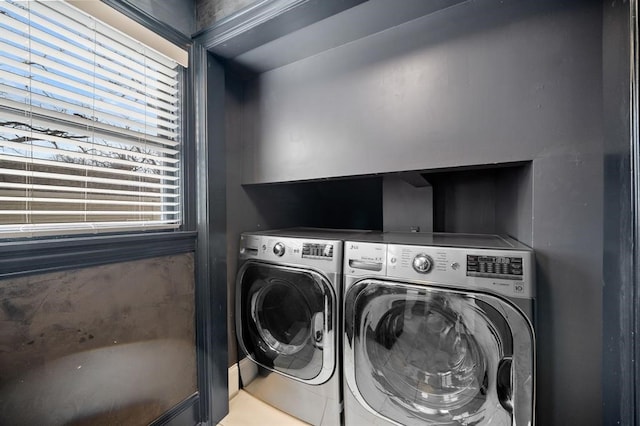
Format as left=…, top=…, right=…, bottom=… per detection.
left=0, top=0, right=634, bottom=425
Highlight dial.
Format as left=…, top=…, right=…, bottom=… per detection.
left=412, top=253, right=433, bottom=273
left=273, top=242, right=286, bottom=257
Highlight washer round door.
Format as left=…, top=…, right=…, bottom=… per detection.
left=344, top=280, right=534, bottom=426
left=236, top=261, right=336, bottom=384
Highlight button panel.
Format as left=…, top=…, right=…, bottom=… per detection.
left=383, top=244, right=534, bottom=299
left=302, top=243, right=333, bottom=259
left=467, top=255, right=523, bottom=280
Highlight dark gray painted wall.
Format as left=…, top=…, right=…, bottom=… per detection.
left=128, top=0, right=196, bottom=37
left=225, top=74, right=258, bottom=368
left=243, top=0, right=602, bottom=184
left=237, top=0, right=604, bottom=424
left=427, top=164, right=532, bottom=244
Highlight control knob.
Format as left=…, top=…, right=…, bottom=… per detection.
left=412, top=253, right=434, bottom=273
left=273, top=242, right=286, bottom=257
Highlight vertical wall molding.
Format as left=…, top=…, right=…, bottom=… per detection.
left=602, top=0, right=636, bottom=424
left=194, top=41, right=229, bottom=425
left=631, top=0, right=640, bottom=422
left=193, top=42, right=212, bottom=426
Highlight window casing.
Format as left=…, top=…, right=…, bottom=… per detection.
left=0, top=0, right=184, bottom=238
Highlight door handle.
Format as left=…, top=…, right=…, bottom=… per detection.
left=348, top=259, right=383, bottom=271
left=312, top=312, right=324, bottom=349
left=497, top=357, right=514, bottom=414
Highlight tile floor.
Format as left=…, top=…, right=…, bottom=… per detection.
left=218, top=390, right=309, bottom=426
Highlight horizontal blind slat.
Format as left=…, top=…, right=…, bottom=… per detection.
left=0, top=168, right=180, bottom=190
left=0, top=59, right=179, bottom=130
left=0, top=140, right=179, bottom=174
left=1, top=100, right=180, bottom=148
left=0, top=124, right=179, bottom=160
left=37, top=1, right=179, bottom=78
left=0, top=182, right=180, bottom=198
left=0, top=44, right=179, bottom=114
left=0, top=9, right=179, bottom=101
left=1, top=1, right=179, bottom=85
left=0, top=197, right=180, bottom=207
left=0, top=153, right=179, bottom=181
left=0, top=0, right=183, bottom=236
left=0, top=69, right=179, bottom=131
left=0, top=210, right=179, bottom=216
left=0, top=221, right=180, bottom=239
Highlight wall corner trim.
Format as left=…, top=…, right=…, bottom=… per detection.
left=192, top=0, right=367, bottom=55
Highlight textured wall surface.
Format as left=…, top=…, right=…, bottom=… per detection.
left=196, top=0, right=259, bottom=31
left=0, top=254, right=196, bottom=426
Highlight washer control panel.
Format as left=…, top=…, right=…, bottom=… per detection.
left=412, top=253, right=434, bottom=273
left=273, top=242, right=286, bottom=257
left=386, top=244, right=534, bottom=299
left=467, top=255, right=523, bottom=280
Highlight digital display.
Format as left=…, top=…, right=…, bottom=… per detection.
left=467, top=255, right=522, bottom=280
left=302, top=243, right=333, bottom=259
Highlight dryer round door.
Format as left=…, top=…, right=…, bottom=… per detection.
left=236, top=261, right=336, bottom=385
left=344, top=279, right=534, bottom=426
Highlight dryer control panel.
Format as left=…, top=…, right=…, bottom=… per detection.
left=239, top=234, right=342, bottom=271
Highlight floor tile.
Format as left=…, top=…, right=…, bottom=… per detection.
left=219, top=390, right=309, bottom=425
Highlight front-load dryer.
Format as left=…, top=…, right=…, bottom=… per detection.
left=343, top=233, right=535, bottom=426
left=236, top=229, right=366, bottom=425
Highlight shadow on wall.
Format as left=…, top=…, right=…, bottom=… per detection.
left=243, top=177, right=384, bottom=231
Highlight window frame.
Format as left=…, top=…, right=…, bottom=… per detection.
left=0, top=0, right=188, bottom=239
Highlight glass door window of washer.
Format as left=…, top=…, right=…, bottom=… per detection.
left=347, top=281, right=517, bottom=426
left=238, top=262, right=335, bottom=383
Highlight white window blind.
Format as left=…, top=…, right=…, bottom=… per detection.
left=0, top=0, right=183, bottom=238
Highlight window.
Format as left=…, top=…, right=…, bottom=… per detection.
left=0, top=0, right=184, bottom=238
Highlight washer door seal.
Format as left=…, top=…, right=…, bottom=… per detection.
left=236, top=261, right=336, bottom=385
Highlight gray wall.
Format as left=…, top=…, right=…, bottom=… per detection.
left=427, top=164, right=533, bottom=245
left=236, top=0, right=604, bottom=424
left=226, top=75, right=258, bottom=367
left=131, top=0, right=196, bottom=37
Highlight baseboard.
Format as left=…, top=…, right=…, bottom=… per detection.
left=238, top=356, right=258, bottom=384
left=228, top=363, right=239, bottom=400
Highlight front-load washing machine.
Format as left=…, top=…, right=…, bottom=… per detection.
left=236, top=229, right=369, bottom=425
left=343, top=233, right=535, bottom=426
